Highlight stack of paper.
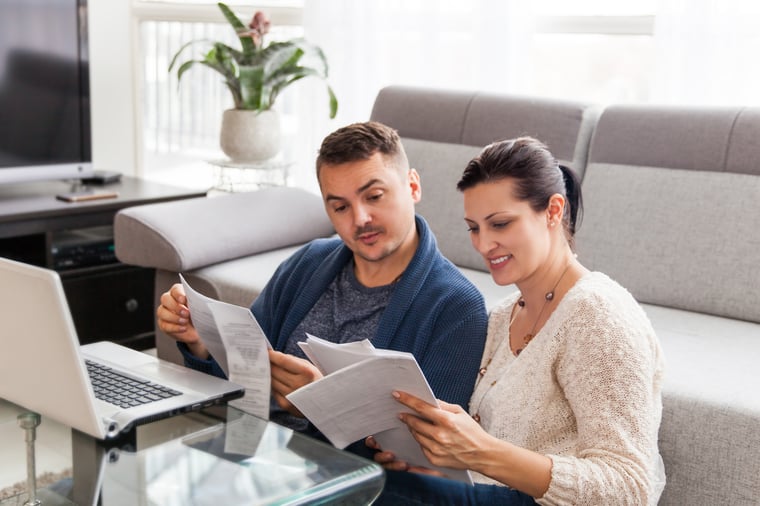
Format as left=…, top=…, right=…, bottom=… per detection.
left=288, top=334, right=472, bottom=484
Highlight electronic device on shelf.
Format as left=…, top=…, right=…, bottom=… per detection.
left=81, top=170, right=123, bottom=185
left=50, top=225, right=117, bottom=270
left=0, top=0, right=94, bottom=186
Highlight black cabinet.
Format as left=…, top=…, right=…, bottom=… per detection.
left=62, top=264, right=155, bottom=348
left=0, top=177, right=205, bottom=349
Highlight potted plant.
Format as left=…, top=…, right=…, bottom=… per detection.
left=169, top=2, right=338, bottom=162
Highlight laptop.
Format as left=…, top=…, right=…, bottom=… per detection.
left=0, top=257, right=245, bottom=440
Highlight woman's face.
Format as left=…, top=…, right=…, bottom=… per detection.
left=463, top=179, right=552, bottom=287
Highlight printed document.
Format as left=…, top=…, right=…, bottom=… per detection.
left=288, top=334, right=472, bottom=483
left=180, top=275, right=271, bottom=419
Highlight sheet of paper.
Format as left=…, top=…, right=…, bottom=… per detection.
left=208, top=301, right=271, bottom=419
left=180, top=274, right=273, bottom=418
left=297, top=333, right=378, bottom=374
left=297, top=333, right=405, bottom=375
left=179, top=274, right=230, bottom=376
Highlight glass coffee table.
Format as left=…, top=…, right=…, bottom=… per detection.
left=1, top=402, right=384, bottom=505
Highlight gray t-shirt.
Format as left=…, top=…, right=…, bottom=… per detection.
left=284, top=259, right=396, bottom=356
left=274, top=259, right=398, bottom=430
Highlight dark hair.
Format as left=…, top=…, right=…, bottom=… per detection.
left=316, top=121, right=409, bottom=178
left=457, top=137, right=583, bottom=246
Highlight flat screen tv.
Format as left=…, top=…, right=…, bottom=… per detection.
left=0, top=0, right=93, bottom=185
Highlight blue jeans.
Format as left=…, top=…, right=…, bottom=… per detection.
left=374, top=470, right=538, bottom=506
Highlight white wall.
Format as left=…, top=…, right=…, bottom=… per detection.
left=88, top=0, right=138, bottom=176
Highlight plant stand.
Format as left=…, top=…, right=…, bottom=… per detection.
left=207, top=158, right=294, bottom=193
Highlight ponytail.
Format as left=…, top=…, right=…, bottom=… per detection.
left=559, top=164, right=583, bottom=242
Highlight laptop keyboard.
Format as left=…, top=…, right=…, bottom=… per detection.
left=85, top=359, right=183, bottom=409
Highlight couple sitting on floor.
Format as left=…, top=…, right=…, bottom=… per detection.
left=157, top=121, right=665, bottom=505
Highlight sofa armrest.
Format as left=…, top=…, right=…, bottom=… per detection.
left=114, top=186, right=334, bottom=271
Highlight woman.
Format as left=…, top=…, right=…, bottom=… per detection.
left=370, top=137, right=666, bottom=505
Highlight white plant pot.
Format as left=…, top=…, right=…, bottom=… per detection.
left=220, top=109, right=281, bottom=163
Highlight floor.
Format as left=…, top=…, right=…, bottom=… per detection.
left=0, top=398, right=72, bottom=499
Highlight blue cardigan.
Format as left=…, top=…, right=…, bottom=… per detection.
left=181, top=215, right=487, bottom=409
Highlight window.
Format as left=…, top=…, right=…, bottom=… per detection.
left=133, top=2, right=307, bottom=188
left=127, top=1, right=758, bottom=190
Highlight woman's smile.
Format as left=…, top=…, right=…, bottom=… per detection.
left=488, top=254, right=512, bottom=270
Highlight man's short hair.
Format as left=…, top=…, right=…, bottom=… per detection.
left=316, top=121, right=409, bottom=178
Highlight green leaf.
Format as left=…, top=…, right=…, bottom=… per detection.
left=217, top=2, right=256, bottom=58
left=168, top=38, right=212, bottom=72
left=327, top=85, right=338, bottom=118
left=175, top=60, right=199, bottom=84
left=239, top=65, right=266, bottom=109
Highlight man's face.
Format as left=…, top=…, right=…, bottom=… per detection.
left=318, top=152, right=421, bottom=265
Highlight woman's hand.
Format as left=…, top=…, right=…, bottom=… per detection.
left=393, top=390, right=492, bottom=470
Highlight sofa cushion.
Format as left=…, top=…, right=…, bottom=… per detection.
left=642, top=303, right=760, bottom=505
left=114, top=186, right=334, bottom=272
left=578, top=104, right=760, bottom=323
left=585, top=104, right=741, bottom=172
left=403, top=138, right=485, bottom=271
left=371, top=85, right=599, bottom=178
left=184, top=246, right=302, bottom=308
left=726, top=108, right=760, bottom=176
left=460, top=93, right=599, bottom=177
left=370, top=86, right=475, bottom=144
left=577, top=163, right=760, bottom=323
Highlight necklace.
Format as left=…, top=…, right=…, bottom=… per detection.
left=471, top=261, right=572, bottom=423
left=510, top=261, right=572, bottom=356
left=471, top=306, right=520, bottom=423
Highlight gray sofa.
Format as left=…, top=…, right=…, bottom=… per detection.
left=114, top=86, right=760, bottom=505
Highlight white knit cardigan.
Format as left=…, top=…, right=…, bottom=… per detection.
left=468, top=272, right=666, bottom=505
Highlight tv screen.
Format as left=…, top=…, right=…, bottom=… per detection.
left=0, top=0, right=93, bottom=184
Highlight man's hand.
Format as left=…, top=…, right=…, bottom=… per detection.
left=156, top=283, right=208, bottom=359
left=365, top=435, right=444, bottom=476
left=269, top=350, right=323, bottom=417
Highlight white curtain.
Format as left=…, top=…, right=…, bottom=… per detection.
left=652, top=0, right=760, bottom=106
left=301, top=0, right=533, bottom=173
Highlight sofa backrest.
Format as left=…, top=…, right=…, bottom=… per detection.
left=370, top=85, right=599, bottom=271
left=576, top=105, right=760, bottom=323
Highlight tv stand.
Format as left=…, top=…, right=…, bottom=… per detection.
left=0, top=177, right=205, bottom=350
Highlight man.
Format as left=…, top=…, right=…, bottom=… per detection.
left=157, top=121, right=487, bottom=431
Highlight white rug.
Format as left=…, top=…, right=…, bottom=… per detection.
left=0, top=469, right=72, bottom=502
